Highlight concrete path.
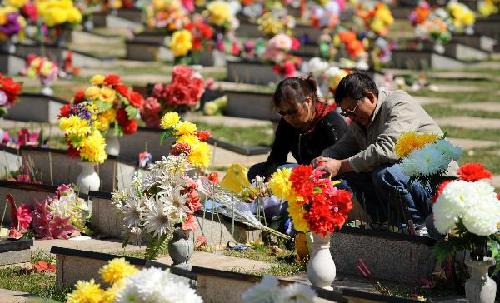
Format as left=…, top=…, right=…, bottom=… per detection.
left=413, top=96, right=449, bottom=105
left=436, top=116, right=500, bottom=129
left=453, top=102, right=500, bottom=113
left=448, top=137, right=499, bottom=149
left=32, top=238, right=143, bottom=254
left=0, top=289, right=41, bottom=303
left=433, top=84, right=482, bottom=93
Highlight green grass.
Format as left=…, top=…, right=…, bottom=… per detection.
left=442, top=127, right=500, bottom=142
left=460, top=149, right=500, bottom=175
left=196, top=122, right=273, bottom=147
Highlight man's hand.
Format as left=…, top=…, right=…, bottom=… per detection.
left=312, top=156, right=342, bottom=177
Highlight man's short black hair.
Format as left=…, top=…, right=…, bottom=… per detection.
left=335, top=72, right=378, bottom=105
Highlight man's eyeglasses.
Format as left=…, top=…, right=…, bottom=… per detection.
left=340, top=101, right=361, bottom=117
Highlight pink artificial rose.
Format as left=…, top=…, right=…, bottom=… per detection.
left=141, top=97, right=162, bottom=127
left=166, top=83, right=194, bottom=106
left=16, top=204, right=32, bottom=232
left=191, top=76, right=205, bottom=99
left=172, top=65, right=193, bottom=83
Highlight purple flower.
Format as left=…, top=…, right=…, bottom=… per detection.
left=0, top=13, right=21, bottom=37
left=0, top=91, right=8, bottom=106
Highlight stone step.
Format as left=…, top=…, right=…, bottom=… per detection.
left=453, top=102, right=500, bottom=113
left=0, top=289, right=52, bottom=303
left=436, top=116, right=500, bottom=129
left=32, top=238, right=142, bottom=254
left=448, top=137, right=499, bottom=150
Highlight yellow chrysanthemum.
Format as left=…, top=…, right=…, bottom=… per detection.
left=171, top=30, right=192, bottom=57
left=100, top=86, right=116, bottom=103
left=394, top=132, right=440, bottom=158
left=79, top=130, right=107, bottom=164
left=102, top=280, right=126, bottom=303
left=37, top=0, right=82, bottom=26
left=174, top=121, right=197, bottom=136
left=5, top=0, right=27, bottom=8
left=288, top=198, right=308, bottom=232
left=176, top=134, right=199, bottom=147
left=99, top=258, right=138, bottom=285
left=67, top=279, right=104, bottom=303
left=188, top=141, right=211, bottom=168
left=59, top=116, right=91, bottom=138
left=96, top=109, right=116, bottom=132
left=269, top=168, right=294, bottom=201
left=160, top=112, right=180, bottom=129
left=90, top=74, right=105, bottom=86
left=85, top=86, right=101, bottom=100
left=207, top=1, right=231, bottom=26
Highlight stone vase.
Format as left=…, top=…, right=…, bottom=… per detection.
left=434, top=40, right=445, bottom=54
left=76, top=161, right=100, bottom=195
left=465, top=257, right=497, bottom=303
left=167, top=227, right=193, bottom=271
left=307, top=232, right=336, bottom=290
left=41, top=84, right=53, bottom=96
left=105, top=132, right=120, bottom=156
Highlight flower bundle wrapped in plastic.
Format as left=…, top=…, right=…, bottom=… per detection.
left=0, top=73, right=22, bottom=117
left=142, top=65, right=205, bottom=127
left=257, top=11, right=295, bottom=37
left=0, top=7, right=27, bottom=41
left=58, top=100, right=107, bottom=164
left=146, top=0, right=189, bottom=31
left=160, top=111, right=211, bottom=169
left=432, top=163, right=500, bottom=262
left=269, top=165, right=353, bottom=236
left=264, top=33, right=302, bottom=77
left=398, top=133, right=461, bottom=186
left=36, top=0, right=82, bottom=27
left=32, top=184, right=91, bottom=239
left=78, top=73, right=143, bottom=136
left=112, top=153, right=203, bottom=259
left=68, top=258, right=202, bottom=303
left=25, top=56, right=58, bottom=87
left=446, top=1, right=475, bottom=33
left=242, top=275, right=318, bottom=303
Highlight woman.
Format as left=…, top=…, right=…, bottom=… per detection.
left=248, top=76, right=348, bottom=181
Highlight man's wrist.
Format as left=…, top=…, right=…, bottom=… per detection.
left=339, top=160, right=352, bottom=174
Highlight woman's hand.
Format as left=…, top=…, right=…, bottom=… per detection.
left=312, top=156, right=342, bottom=177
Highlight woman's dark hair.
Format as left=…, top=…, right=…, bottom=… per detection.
left=335, top=72, right=378, bottom=105
left=272, top=75, right=319, bottom=108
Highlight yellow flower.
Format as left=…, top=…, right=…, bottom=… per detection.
left=59, top=116, right=91, bottom=138
left=160, top=112, right=180, bottom=129
left=96, top=109, right=116, bottom=132
left=90, top=74, right=105, bottom=86
left=188, top=140, right=211, bottom=168
left=174, top=121, right=197, bottom=136
left=176, top=134, right=199, bottom=146
left=171, top=30, right=192, bottom=57
left=99, top=258, right=138, bottom=285
left=102, top=281, right=126, bottom=303
left=5, top=0, right=27, bottom=8
left=220, top=164, right=251, bottom=193
left=207, top=1, right=231, bottom=26
left=67, top=279, right=104, bottom=303
left=85, top=86, right=101, bottom=100
left=288, top=198, right=308, bottom=232
left=79, top=130, right=107, bottom=164
left=100, top=87, right=116, bottom=103
left=394, top=132, right=440, bottom=158
left=269, top=168, right=293, bottom=201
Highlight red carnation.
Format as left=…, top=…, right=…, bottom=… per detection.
left=165, top=83, right=195, bottom=107
left=129, top=91, right=144, bottom=108
left=497, top=193, right=500, bottom=200
left=104, top=74, right=121, bottom=87
left=457, top=163, right=493, bottom=181
left=116, top=108, right=129, bottom=125
left=192, top=38, right=202, bottom=51
left=121, top=119, right=137, bottom=135
left=67, top=142, right=80, bottom=158
left=58, top=103, right=71, bottom=118
left=115, top=84, right=130, bottom=99
left=171, top=65, right=193, bottom=82
left=196, top=130, right=211, bottom=142
left=207, top=172, right=219, bottom=184
left=290, top=165, right=314, bottom=202
left=141, top=97, right=162, bottom=127
left=433, top=180, right=452, bottom=203
left=199, top=23, right=213, bottom=39
left=73, top=90, right=85, bottom=104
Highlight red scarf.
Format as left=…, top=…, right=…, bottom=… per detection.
left=302, top=100, right=337, bottom=133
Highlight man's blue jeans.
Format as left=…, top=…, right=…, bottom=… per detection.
left=336, top=163, right=431, bottom=224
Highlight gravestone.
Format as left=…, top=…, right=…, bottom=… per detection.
left=225, top=90, right=280, bottom=121
left=0, top=239, right=32, bottom=265
left=226, top=60, right=282, bottom=85
left=0, top=53, right=25, bottom=75
left=126, top=40, right=173, bottom=62
left=391, top=50, right=466, bottom=69
left=4, top=93, right=67, bottom=123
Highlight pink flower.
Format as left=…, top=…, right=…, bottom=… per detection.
left=182, top=214, right=198, bottom=231
left=48, top=216, right=76, bottom=239
left=141, top=97, right=162, bottom=127
left=16, top=205, right=32, bottom=232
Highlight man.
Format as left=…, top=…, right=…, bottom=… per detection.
left=313, top=72, right=447, bottom=231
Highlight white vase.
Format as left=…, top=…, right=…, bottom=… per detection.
left=434, top=40, right=445, bottom=54
left=307, top=232, right=336, bottom=290
left=76, top=162, right=100, bottom=195
left=465, top=257, right=497, bottom=303
left=41, top=85, right=53, bottom=96
left=105, top=132, right=120, bottom=156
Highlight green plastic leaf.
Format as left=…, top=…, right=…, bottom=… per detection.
left=125, top=106, right=139, bottom=120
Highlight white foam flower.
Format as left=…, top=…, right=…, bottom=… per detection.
left=276, top=282, right=318, bottom=303
left=462, top=195, right=500, bottom=236
left=433, top=139, right=462, bottom=161
left=432, top=194, right=459, bottom=234
left=242, top=275, right=280, bottom=303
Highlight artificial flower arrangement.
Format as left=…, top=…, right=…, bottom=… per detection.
left=242, top=275, right=318, bottom=303
left=479, top=0, right=499, bottom=17
left=446, top=1, right=475, bottom=34
left=112, top=153, right=204, bottom=260
left=257, top=10, right=296, bottom=38
left=411, top=6, right=452, bottom=51
left=67, top=258, right=202, bottom=303
left=395, top=131, right=462, bottom=189
left=355, top=1, right=393, bottom=37
left=409, top=0, right=430, bottom=27
left=145, top=0, right=190, bottom=32
left=186, top=14, right=214, bottom=55
left=269, top=165, right=353, bottom=236
left=0, top=73, right=22, bottom=117
left=264, top=33, right=302, bottom=77
left=0, top=6, right=27, bottom=45
left=332, top=31, right=367, bottom=63
left=169, top=28, right=193, bottom=63
left=24, top=55, right=58, bottom=95
left=307, top=0, right=342, bottom=29
left=141, top=65, right=205, bottom=127
left=58, top=100, right=108, bottom=164
left=36, top=0, right=82, bottom=44
left=204, top=1, right=237, bottom=33
left=6, top=184, right=91, bottom=240
left=432, top=163, right=500, bottom=265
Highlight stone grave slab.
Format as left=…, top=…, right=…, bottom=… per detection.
left=474, top=15, right=500, bottom=41
left=435, top=116, right=500, bottom=129
left=184, top=113, right=272, bottom=128
left=91, top=12, right=143, bottom=31
left=225, top=90, right=280, bottom=121
left=448, top=137, right=498, bottom=150
left=443, top=41, right=489, bottom=61
left=65, top=50, right=109, bottom=68
left=4, top=93, right=66, bottom=123
left=198, top=50, right=227, bottom=67
left=235, top=21, right=262, bottom=38
left=134, top=30, right=168, bottom=44
left=453, top=34, right=497, bottom=52
left=453, top=102, right=500, bottom=113
left=117, top=127, right=174, bottom=161
left=226, top=60, right=282, bottom=85
left=0, top=52, right=25, bottom=75
left=294, top=23, right=321, bottom=43
left=331, top=227, right=436, bottom=284
left=89, top=192, right=262, bottom=246
left=125, top=40, right=173, bottom=62
left=391, top=50, right=466, bottom=70
left=0, top=145, right=22, bottom=180
left=0, top=239, right=32, bottom=266
left=13, top=43, right=63, bottom=63
left=116, top=8, right=143, bottom=23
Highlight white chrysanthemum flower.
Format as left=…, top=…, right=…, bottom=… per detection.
left=276, top=282, right=318, bottom=303
left=432, top=195, right=459, bottom=234
left=122, top=196, right=145, bottom=228
left=462, top=196, right=500, bottom=236
left=242, top=275, right=280, bottom=303
left=144, top=197, right=177, bottom=237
